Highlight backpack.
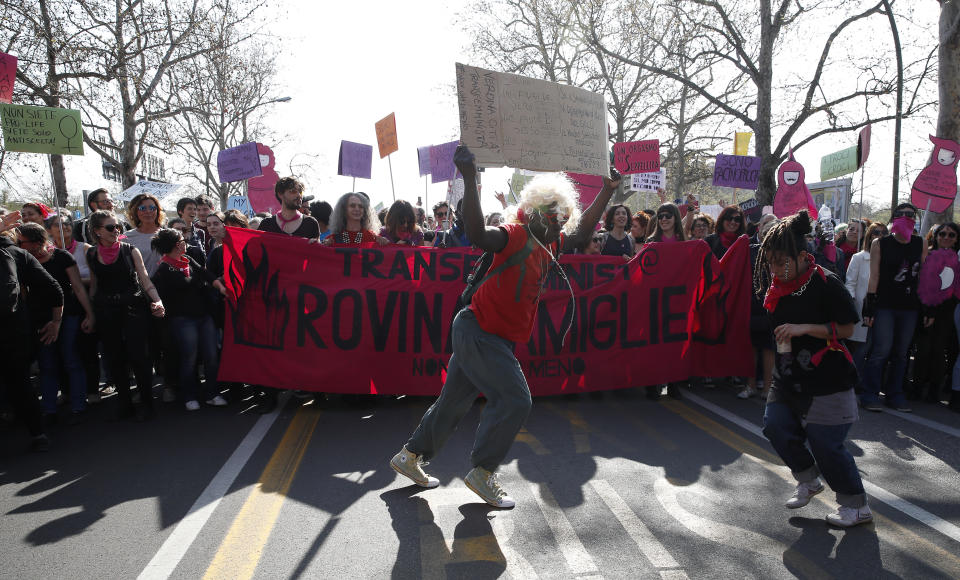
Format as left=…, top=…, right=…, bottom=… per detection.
left=0, top=246, right=21, bottom=317
left=459, top=227, right=538, bottom=307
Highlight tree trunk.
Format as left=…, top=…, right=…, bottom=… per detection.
left=39, top=0, right=68, bottom=206
left=937, top=0, right=960, bottom=223
left=755, top=2, right=776, bottom=207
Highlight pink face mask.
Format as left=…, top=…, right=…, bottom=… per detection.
left=890, top=216, right=915, bottom=239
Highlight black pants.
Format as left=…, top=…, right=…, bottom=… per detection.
left=0, top=338, right=43, bottom=437
left=913, top=313, right=959, bottom=390
left=76, top=328, right=102, bottom=394
left=96, top=304, right=154, bottom=416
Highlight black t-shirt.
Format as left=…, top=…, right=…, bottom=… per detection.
left=600, top=232, right=633, bottom=257
left=770, top=269, right=860, bottom=397
left=41, top=249, right=82, bottom=318
left=258, top=215, right=320, bottom=239
left=876, top=234, right=922, bottom=310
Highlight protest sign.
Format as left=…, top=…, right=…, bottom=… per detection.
left=819, top=146, right=859, bottom=181
left=613, top=140, right=659, bottom=175
left=116, top=180, right=183, bottom=203
left=456, top=63, right=608, bottom=176
left=338, top=140, right=372, bottom=179
left=0, top=103, right=84, bottom=155
left=429, top=140, right=459, bottom=183
left=566, top=172, right=604, bottom=208
left=0, top=52, right=16, bottom=104
left=248, top=143, right=280, bottom=214
left=217, top=142, right=262, bottom=183
left=738, top=198, right=762, bottom=223
left=713, top=154, right=761, bottom=190
left=219, top=230, right=752, bottom=394
left=227, top=195, right=254, bottom=216
left=375, top=113, right=399, bottom=158
left=417, top=145, right=431, bottom=176
left=859, top=124, right=871, bottom=167
left=911, top=135, right=960, bottom=213
left=631, top=169, right=665, bottom=192
left=773, top=151, right=818, bottom=220
left=734, top=132, right=752, bottom=156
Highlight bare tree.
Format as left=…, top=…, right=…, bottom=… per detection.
left=938, top=0, right=960, bottom=221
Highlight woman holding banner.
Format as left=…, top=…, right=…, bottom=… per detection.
left=324, top=192, right=388, bottom=247
left=599, top=204, right=635, bottom=260
left=756, top=210, right=871, bottom=528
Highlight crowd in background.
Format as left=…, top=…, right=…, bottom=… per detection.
left=1, top=175, right=958, bottom=453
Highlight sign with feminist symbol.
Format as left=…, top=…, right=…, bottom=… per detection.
left=0, top=103, right=84, bottom=155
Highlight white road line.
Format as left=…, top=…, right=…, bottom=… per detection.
left=682, top=390, right=960, bottom=545
left=530, top=484, right=599, bottom=576
left=137, top=397, right=287, bottom=580
left=589, top=480, right=683, bottom=572
left=882, top=408, right=960, bottom=438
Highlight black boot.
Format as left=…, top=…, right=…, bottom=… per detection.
left=949, top=391, right=960, bottom=412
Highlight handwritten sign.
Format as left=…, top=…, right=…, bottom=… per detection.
left=116, top=180, right=183, bottom=203
left=217, top=142, right=262, bottom=183
left=338, top=140, right=372, bottom=179
left=429, top=140, right=459, bottom=183
left=631, top=169, right=665, bottom=192
left=0, top=103, right=84, bottom=155
left=739, top=198, right=762, bottom=223
left=0, top=52, right=15, bottom=104
left=375, top=113, right=398, bottom=158
left=612, top=140, right=659, bottom=175
left=227, top=195, right=254, bottom=216
left=734, top=132, right=752, bottom=156
left=417, top=145, right=432, bottom=176
left=713, top=154, right=762, bottom=190
left=456, top=63, right=608, bottom=176
left=820, top=146, right=859, bottom=181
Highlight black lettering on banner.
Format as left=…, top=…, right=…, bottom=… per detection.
left=361, top=250, right=387, bottom=279
left=413, top=251, right=437, bottom=280
left=661, top=285, right=688, bottom=343
left=649, top=287, right=659, bottom=344
left=332, top=289, right=362, bottom=349
left=438, top=252, right=462, bottom=282
left=388, top=252, right=413, bottom=280
left=619, top=292, right=646, bottom=348
left=337, top=248, right=360, bottom=276
left=297, top=285, right=327, bottom=348
left=397, top=293, right=409, bottom=352
left=562, top=263, right=592, bottom=291
left=366, top=290, right=399, bottom=351
left=462, top=253, right=481, bottom=283
left=589, top=295, right=617, bottom=349
left=414, top=293, right=444, bottom=353
left=534, top=300, right=574, bottom=355
left=596, top=263, right=615, bottom=284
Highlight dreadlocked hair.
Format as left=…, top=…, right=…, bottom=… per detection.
left=754, top=210, right=812, bottom=299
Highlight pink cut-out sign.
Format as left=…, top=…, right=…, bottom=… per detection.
left=773, top=151, right=818, bottom=220
left=0, top=52, right=15, bottom=104
left=613, top=139, right=659, bottom=175
left=911, top=135, right=960, bottom=213
left=248, top=143, right=281, bottom=214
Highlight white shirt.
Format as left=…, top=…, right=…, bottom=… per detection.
left=845, top=249, right=871, bottom=343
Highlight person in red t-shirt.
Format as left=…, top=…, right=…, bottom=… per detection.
left=390, top=145, right=620, bottom=508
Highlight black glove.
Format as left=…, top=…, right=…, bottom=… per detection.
left=862, top=293, right=878, bottom=320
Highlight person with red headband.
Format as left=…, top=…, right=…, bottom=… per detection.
left=390, top=145, right=620, bottom=509
left=755, top=210, right=870, bottom=528
left=21, top=202, right=53, bottom=225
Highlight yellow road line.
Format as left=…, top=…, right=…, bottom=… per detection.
left=203, top=406, right=321, bottom=580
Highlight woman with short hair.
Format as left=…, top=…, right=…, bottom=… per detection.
left=598, top=204, right=635, bottom=260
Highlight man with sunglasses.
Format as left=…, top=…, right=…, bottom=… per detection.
left=390, top=145, right=620, bottom=508
left=861, top=202, right=930, bottom=412
left=74, top=188, right=126, bottom=245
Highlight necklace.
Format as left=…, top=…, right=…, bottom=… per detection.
left=340, top=230, right=364, bottom=244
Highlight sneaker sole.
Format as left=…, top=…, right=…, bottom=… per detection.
left=464, top=478, right=514, bottom=509
left=786, top=486, right=824, bottom=509
left=827, top=514, right=873, bottom=527
left=390, top=460, right=439, bottom=489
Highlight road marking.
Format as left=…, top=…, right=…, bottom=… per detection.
left=589, top=480, right=688, bottom=578
left=202, top=406, right=321, bottom=580
left=137, top=397, right=287, bottom=580
left=515, top=427, right=550, bottom=455
left=882, top=408, right=960, bottom=438
left=530, top=484, right=598, bottom=575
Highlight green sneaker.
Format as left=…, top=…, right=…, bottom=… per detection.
left=390, top=446, right=439, bottom=488
left=464, top=467, right=516, bottom=508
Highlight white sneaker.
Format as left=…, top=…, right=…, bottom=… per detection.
left=464, top=467, right=516, bottom=509
left=185, top=400, right=201, bottom=411
left=827, top=504, right=873, bottom=527
left=390, top=446, right=440, bottom=488
left=206, top=395, right=228, bottom=407
left=786, top=478, right=824, bottom=509
left=162, top=387, right=177, bottom=403
left=737, top=386, right=754, bottom=399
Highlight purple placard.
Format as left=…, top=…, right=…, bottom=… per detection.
left=417, top=145, right=432, bottom=177
left=217, top=142, right=262, bottom=183
left=712, top=153, right=762, bottom=190
left=338, top=140, right=372, bottom=179
left=429, top=141, right=458, bottom=183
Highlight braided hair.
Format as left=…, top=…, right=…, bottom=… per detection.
left=754, top=210, right=813, bottom=299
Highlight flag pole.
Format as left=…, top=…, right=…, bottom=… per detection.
left=387, top=155, right=396, bottom=202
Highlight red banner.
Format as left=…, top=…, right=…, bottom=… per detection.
left=219, top=228, right=753, bottom=395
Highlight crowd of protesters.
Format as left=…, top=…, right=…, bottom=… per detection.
left=1, top=173, right=959, bottom=454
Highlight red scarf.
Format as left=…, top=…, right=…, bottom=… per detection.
left=161, top=255, right=191, bottom=277
left=98, top=242, right=121, bottom=265
left=66, top=239, right=77, bottom=254
left=719, top=231, right=738, bottom=248
left=763, top=254, right=825, bottom=312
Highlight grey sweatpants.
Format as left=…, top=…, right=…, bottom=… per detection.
left=407, top=309, right=533, bottom=471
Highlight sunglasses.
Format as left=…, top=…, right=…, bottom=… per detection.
left=938, top=230, right=958, bottom=239
left=727, top=216, right=743, bottom=223
left=102, top=223, right=121, bottom=232
left=893, top=210, right=915, bottom=219
left=591, top=237, right=602, bottom=243
left=657, top=213, right=673, bottom=220
left=138, top=205, right=158, bottom=212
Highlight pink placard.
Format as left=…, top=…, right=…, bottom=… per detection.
left=0, top=52, right=16, bottom=104
left=566, top=172, right=604, bottom=208
left=613, top=139, right=659, bottom=175
left=911, top=135, right=960, bottom=213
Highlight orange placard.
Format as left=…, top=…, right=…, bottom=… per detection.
left=375, top=112, right=398, bottom=158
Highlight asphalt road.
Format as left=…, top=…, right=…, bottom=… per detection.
left=2, top=383, right=959, bottom=579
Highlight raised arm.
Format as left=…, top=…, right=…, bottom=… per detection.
left=563, top=170, right=621, bottom=252
left=455, top=146, right=508, bottom=253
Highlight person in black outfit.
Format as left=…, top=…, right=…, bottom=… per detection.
left=86, top=210, right=166, bottom=420
left=704, top=205, right=746, bottom=260
left=0, top=211, right=62, bottom=451
left=257, top=177, right=320, bottom=239
left=756, top=210, right=871, bottom=528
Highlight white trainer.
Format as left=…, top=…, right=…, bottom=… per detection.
left=185, top=400, right=201, bottom=411
left=786, top=478, right=824, bottom=509
left=206, top=395, right=229, bottom=407
left=464, top=467, right=516, bottom=509
left=390, top=446, right=439, bottom=488
left=827, top=504, right=873, bottom=527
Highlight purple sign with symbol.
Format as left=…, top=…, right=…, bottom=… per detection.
left=217, top=142, right=262, bottom=183
left=712, top=154, right=762, bottom=190
left=417, top=146, right=432, bottom=177
left=429, top=141, right=459, bottom=183
left=338, top=140, right=372, bottom=179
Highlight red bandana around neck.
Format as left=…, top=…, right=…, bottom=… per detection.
left=161, top=254, right=191, bottom=277
left=763, top=254, right=826, bottom=312
left=719, top=231, right=739, bottom=248
left=98, top=242, right=121, bottom=264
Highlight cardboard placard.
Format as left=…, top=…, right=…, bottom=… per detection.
left=338, top=140, right=373, bottom=179
left=429, top=140, right=459, bottom=183
left=227, top=195, right=255, bottom=216
left=712, top=154, right=762, bottom=190
left=456, top=63, right=608, bottom=176
left=116, top=180, right=183, bottom=203
left=375, top=113, right=398, bottom=158
left=217, top=142, right=262, bottom=183
left=417, top=145, right=432, bottom=176
left=738, top=198, right=762, bottom=223
left=820, top=146, right=859, bottom=181
left=613, top=140, right=660, bottom=175
left=630, top=169, right=665, bottom=192
left=0, top=52, right=16, bottom=104
left=0, top=103, right=84, bottom=155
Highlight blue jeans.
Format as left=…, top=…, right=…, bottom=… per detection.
left=38, top=315, right=87, bottom=414
left=169, top=315, right=220, bottom=403
left=762, top=402, right=866, bottom=508
left=862, top=308, right=917, bottom=406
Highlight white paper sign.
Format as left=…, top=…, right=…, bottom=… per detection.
left=631, top=169, right=665, bottom=192
left=456, top=63, right=609, bottom=176
left=226, top=195, right=254, bottom=216
left=116, top=180, right=184, bottom=202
